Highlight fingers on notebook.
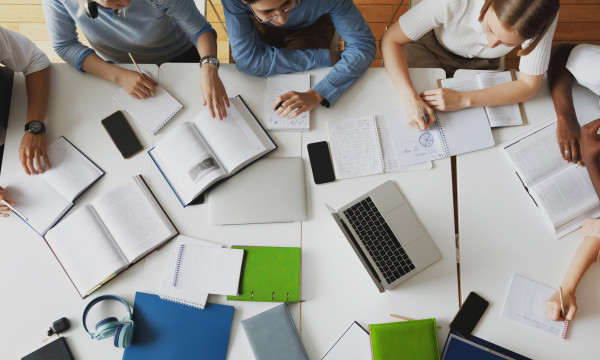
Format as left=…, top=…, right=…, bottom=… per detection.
left=545, top=297, right=563, bottom=321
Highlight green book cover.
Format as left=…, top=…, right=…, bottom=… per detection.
left=370, top=319, right=440, bottom=360
left=227, top=246, right=301, bottom=302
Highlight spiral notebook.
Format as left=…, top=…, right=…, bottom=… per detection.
left=112, top=85, right=182, bottom=134
left=386, top=106, right=495, bottom=167
left=265, top=74, right=311, bottom=132
left=159, top=236, right=244, bottom=309
left=501, top=274, right=570, bottom=340
left=227, top=246, right=301, bottom=302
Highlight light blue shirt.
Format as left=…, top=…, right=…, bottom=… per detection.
left=43, top=0, right=216, bottom=71
left=222, top=0, right=375, bottom=106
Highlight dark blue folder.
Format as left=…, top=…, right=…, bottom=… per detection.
left=441, top=330, right=532, bottom=360
left=123, top=292, right=234, bottom=360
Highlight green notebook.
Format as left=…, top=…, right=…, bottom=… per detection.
left=227, top=246, right=301, bottom=302
left=370, top=319, right=440, bottom=360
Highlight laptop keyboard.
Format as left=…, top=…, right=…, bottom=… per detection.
left=343, top=197, right=415, bottom=284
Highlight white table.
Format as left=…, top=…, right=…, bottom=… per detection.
left=457, top=79, right=600, bottom=359
left=0, top=63, right=159, bottom=360
left=300, top=68, right=460, bottom=358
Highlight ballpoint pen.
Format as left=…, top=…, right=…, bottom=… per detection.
left=1, top=200, right=28, bottom=221
left=418, top=106, right=429, bottom=125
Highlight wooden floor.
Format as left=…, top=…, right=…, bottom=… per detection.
left=1, top=0, right=599, bottom=69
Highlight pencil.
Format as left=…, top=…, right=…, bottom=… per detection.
left=1, top=200, right=28, bottom=221
left=127, top=53, right=153, bottom=96
left=576, top=161, right=582, bottom=168
left=390, top=314, right=442, bottom=329
left=559, top=287, right=565, bottom=318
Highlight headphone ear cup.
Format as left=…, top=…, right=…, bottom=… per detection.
left=114, top=322, right=134, bottom=348
left=95, top=317, right=119, bottom=340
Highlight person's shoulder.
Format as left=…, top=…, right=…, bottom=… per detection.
left=566, top=44, right=600, bottom=75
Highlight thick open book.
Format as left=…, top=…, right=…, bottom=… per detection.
left=4, top=136, right=103, bottom=236
left=149, top=96, right=277, bottom=206
left=504, top=121, right=600, bottom=237
left=440, top=70, right=527, bottom=127
left=386, top=107, right=495, bottom=167
left=328, top=115, right=431, bottom=179
left=44, top=175, right=178, bottom=298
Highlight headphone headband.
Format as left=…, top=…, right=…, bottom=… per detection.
left=82, top=295, right=132, bottom=337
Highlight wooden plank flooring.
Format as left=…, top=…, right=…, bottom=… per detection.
left=0, top=0, right=598, bottom=68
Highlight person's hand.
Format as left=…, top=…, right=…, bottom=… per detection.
left=546, top=288, right=577, bottom=321
left=420, top=88, right=469, bottom=112
left=557, top=116, right=582, bottom=163
left=19, top=132, right=50, bottom=175
left=273, top=89, right=323, bottom=119
left=0, top=186, right=14, bottom=218
left=581, top=118, right=600, bottom=165
left=201, top=65, right=230, bottom=120
left=404, top=94, right=435, bottom=131
left=117, top=69, right=158, bottom=99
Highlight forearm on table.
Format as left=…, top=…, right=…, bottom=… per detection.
left=548, top=44, right=578, bottom=126
left=81, top=53, right=127, bottom=84
left=24, top=67, right=50, bottom=123
left=561, top=236, right=600, bottom=293
left=462, top=75, right=543, bottom=108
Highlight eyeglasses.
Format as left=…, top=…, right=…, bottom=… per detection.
left=247, top=0, right=300, bottom=24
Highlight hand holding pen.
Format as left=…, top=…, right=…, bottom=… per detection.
left=121, top=53, right=158, bottom=99
left=0, top=187, right=25, bottom=219
left=406, top=96, right=435, bottom=131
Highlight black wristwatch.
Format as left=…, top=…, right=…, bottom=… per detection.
left=25, top=120, right=46, bottom=134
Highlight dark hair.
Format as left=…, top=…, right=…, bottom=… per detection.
left=479, top=0, right=559, bottom=56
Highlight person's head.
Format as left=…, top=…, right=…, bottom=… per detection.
left=479, top=0, right=559, bottom=55
left=243, top=0, right=299, bottom=26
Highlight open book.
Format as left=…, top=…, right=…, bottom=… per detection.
left=113, top=84, right=183, bottom=134
left=149, top=96, right=277, bottom=206
left=386, top=107, right=495, bottom=167
left=504, top=121, right=600, bottom=237
left=440, top=70, right=527, bottom=127
left=4, top=136, right=103, bottom=236
left=328, top=115, right=431, bottom=179
left=44, top=175, right=178, bottom=298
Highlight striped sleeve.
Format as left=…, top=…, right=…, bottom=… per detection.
left=398, top=0, right=465, bottom=41
left=518, top=13, right=558, bottom=76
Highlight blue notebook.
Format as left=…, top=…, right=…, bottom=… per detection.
left=441, top=331, right=531, bottom=360
left=122, top=292, right=234, bottom=360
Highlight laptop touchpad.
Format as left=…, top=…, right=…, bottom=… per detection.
left=385, top=204, right=425, bottom=246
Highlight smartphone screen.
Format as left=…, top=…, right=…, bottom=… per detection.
left=450, top=292, right=489, bottom=337
left=307, top=141, right=336, bottom=184
left=101, top=111, right=143, bottom=158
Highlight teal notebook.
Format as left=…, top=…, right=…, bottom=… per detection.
left=369, top=319, right=440, bottom=360
left=122, top=292, right=234, bottom=360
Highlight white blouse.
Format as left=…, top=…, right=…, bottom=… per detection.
left=566, top=44, right=600, bottom=97
left=0, top=26, right=50, bottom=76
left=398, top=0, right=558, bottom=75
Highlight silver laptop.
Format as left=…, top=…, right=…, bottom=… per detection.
left=209, top=157, right=307, bottom=225
left=327, top=181, right=441, bottom=292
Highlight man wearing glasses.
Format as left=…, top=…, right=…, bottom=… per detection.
left=222, top=0, right=375, bottom=118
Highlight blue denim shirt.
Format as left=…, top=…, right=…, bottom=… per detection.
left=222, top=0, right=375, bottom=106
left=43, top=0, right=216, bottom=71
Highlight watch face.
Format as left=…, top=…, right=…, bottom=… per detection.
left=26, top=120, right=44, bottom=134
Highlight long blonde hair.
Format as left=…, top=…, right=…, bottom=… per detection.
left=479, top=0, right=559, bottom=56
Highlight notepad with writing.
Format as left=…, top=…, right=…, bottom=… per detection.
left=123, top=292, right=234, bottom=360
left=502, top=274, right=570, bottom=339
left=44, top=175, right=178, bottom=298
left=369, top=319, right=440, bottom=360
left=227, top=246, right=301, bottom=302
left=242, top=303, right=308, bottom=360
left=328, top=115, right=431, bottom=179
left=322, top=321, right=371, bottom=360
left=265, top=74, right=311, bottom=131
left=4, top=136, right=103, bottom=236
left=113, top=85, right=182, bottom=134
left=386, top=104, right=495, bottom=167
left=159, top=236, right=244, bottom=309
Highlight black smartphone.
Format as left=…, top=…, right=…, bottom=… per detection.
left=450, top=292, right=489, bottom=337
left=101, top=111, right=143, bottom=158
left=307, top=141, right=336, bottom=184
